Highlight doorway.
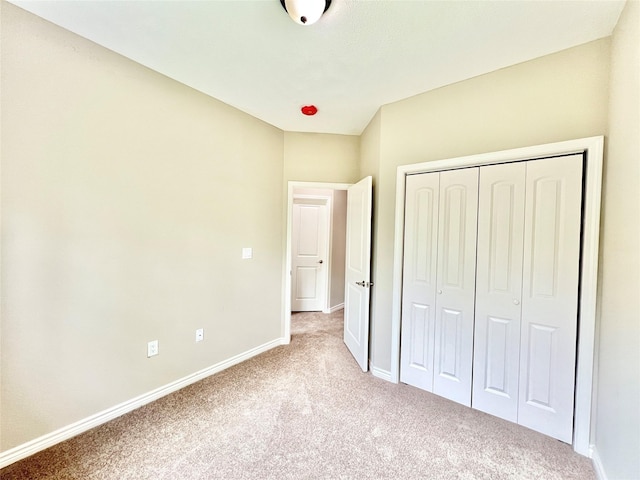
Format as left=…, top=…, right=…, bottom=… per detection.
left=283, top=182, right=351, bottom=343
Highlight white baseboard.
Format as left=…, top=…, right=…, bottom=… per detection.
left=0, top=337, right=286, bottom=469
left=371, top=364, right=393, bottom=382
left=590, top=445, right=608, bottom=480
left=323, top=303, right=344, bottom=314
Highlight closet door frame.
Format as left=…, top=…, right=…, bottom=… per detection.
left=390, top=136, right=603, bottom=456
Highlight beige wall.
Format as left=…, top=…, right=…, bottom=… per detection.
left=369, top=38, right=611, bottom=373
left=1, top=3, right=284, bottom=450
left=283, top=132, right=360, bottom=184
left=329, top=190, right=347, bottom=309
left=359, top=110, right=382, bottom=182
left=595, top=1, right=640, bottom=478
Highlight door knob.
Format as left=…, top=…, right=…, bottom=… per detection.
left=513, top=299, right=520, bottom=305
left=437, top=289, right=443, bottom=294
left=318, top=260, right=323, bottom=264
left=356, top=281, right=366, bottom=286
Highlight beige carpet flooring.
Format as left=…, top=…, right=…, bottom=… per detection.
left=1, top=310, right=595, bottom=479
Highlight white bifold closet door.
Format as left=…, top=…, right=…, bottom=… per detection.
left=400, top=172, right=440, bottom=391
left=517, top=155, right=583, bottom=443
left=433, top=168, right=479, bottom=406
left=400, top=168, right=478, bottom=406
left=472, top=161, right=526, bottom=422
left=472, top=154, right=583, bottom=443
left=401, top=154, right=583, bottom=443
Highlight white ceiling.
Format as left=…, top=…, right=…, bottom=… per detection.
left=8, top=0, right=626, bottom=135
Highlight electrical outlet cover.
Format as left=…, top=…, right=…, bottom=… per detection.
left=147, top=340, right=159, bottom=357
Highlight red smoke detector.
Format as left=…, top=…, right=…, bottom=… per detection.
left=301, top=105, right=318, bottom=116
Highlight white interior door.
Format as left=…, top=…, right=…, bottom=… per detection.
left=400, top=172, right=440, bottom=390
left=291, top=198, right=328, bottom=311
left=344, top=176, right=373, bottom=372
left=432, top=167, right=479, bottom=406
left=472, top=162, right=526, bottom=422
left=518, top=154, right=583, bottom=443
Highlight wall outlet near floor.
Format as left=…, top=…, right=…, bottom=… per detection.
left=147, top=340, right=159, bottom=357
left=195, top=328, right=204, bottom=342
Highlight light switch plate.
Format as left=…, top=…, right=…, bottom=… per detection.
left=147, top=340, right=159, bottom=357
left=242, top=247, right=253, bottom=259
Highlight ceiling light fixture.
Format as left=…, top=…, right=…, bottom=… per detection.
left=280, top=0, right=332, bottom=26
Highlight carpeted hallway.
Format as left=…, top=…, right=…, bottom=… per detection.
left=1, top=310, right=595, bottom=479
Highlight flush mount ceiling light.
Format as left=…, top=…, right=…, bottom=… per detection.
left=280, top=0, right=332, bottom=26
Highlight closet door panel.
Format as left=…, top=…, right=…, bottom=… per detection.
left=472, top=162, right=526, bottom=422
left=400, top=173, right=440, bottom=390
left=433, top=167, right=478, bottom=406
left=518, top=154, right=583, bottom=443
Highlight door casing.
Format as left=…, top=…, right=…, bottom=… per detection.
left=390, top=136, right=604, bottom=456
left=283, top=181, right=352, bottom=343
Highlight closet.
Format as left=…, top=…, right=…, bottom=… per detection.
left=400, top=154, right=583, bottom=443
